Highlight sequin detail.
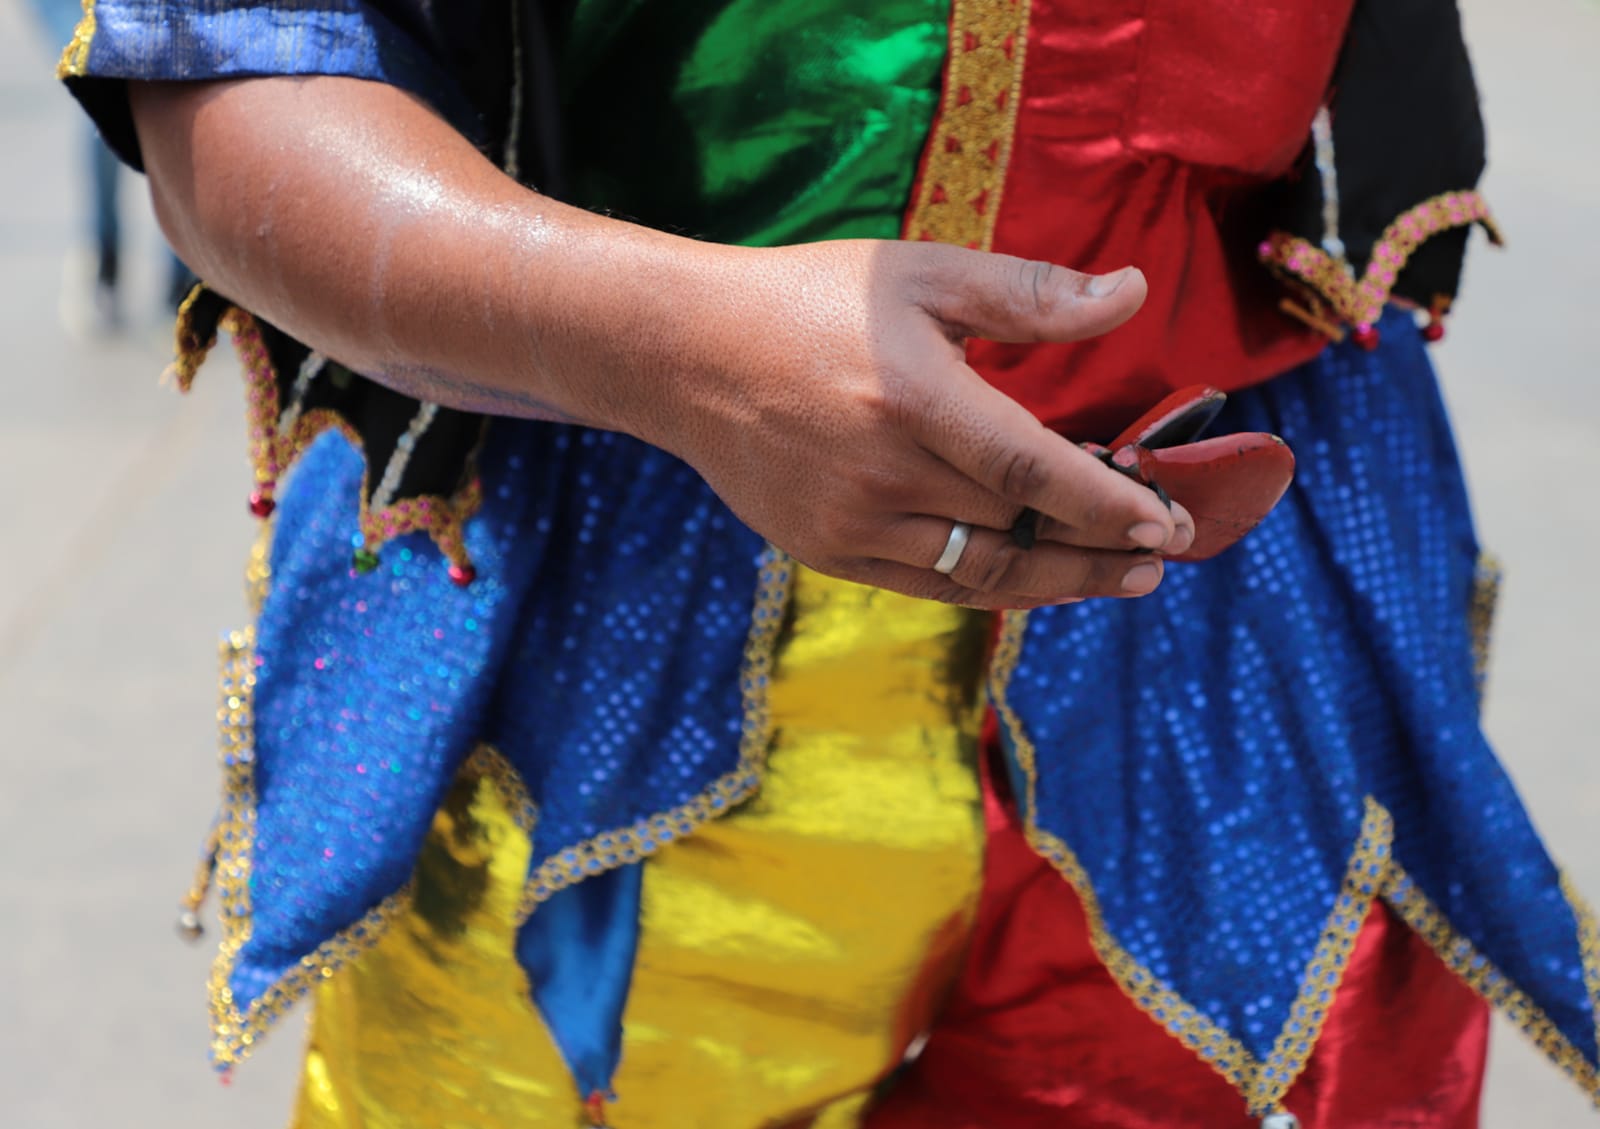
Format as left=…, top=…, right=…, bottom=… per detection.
left=290, top=565, right=988, bottom=1129
left=991, top=610, right=1397, bottom=1115
left=206, top=626, right=414, bottom=1071
left=54, top=0, right=95, bottom=78
left=221, top=311, right=482, bottom=572
left=1260, top=191, right=1503, bottom=340
left=166, top=297, right=484, bottom=575
left=179, top=524, right=277, bottom=940
left=1387, top=868, right=1600, bottom=1102
left=244, top=520, right=273, bottom=617
left=206, top=628, right=413, bottom=1069
left=991, top=595, right=1600, bottom=1114
left=904, top=0, right=1029, bottom=249
left=993, top=317, right=1600, bottom=1109
left=513, top=551, right=794, bottom=921
left=203, top=546, right=790, bottom=1071
left=1566, top=872, right=1600, bottom=1064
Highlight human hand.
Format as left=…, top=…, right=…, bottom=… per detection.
left=631, top=240, right=1195, bottom=610
left=127, top=75, right=1187, bottom=607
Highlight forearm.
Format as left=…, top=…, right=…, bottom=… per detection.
left=132, top=75, right=725, bottom=437
left=130, top=73, right=1192, bottom=607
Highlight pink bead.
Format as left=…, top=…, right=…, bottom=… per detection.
left=248, top=491, right=276, bottom=519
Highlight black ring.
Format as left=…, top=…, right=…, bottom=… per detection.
left=1009, top=507, right=1040, bottom=550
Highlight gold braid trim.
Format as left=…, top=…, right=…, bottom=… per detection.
left=1387, top=867, right=1600, bottom=1102
left=164, top=285, right=217, bottom=391
left=904, top=0, right=1030, bottom=250
left=1260, top=190, right=1504, bottom=340
left=220, top=309, right=482, bottom=573
left=244, top=520, right=274, bottom=618
left=1565, top=871, right=1600, bottom=1064
left=202, top=552, right=794, bottom=1070
left=206, top=626, right=415, bottom=1070
left=180, top=522, right=275, bottom=936
left=55, top=0, right=95, bottom=79
left=513, top=551, right=794, bottom=922
left=470, top=743, right=538, bottom=840
left=989, top=607, right=1600, bottom=1115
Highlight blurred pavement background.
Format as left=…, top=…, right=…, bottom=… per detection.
left=0, top=0, right=1595, bottom=1125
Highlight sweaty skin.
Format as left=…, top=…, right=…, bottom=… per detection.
left=131, top=76, right=1194, bottom=609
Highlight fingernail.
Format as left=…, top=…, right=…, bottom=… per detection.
left=1121, top=561, right=1161, bottom=594
left=1088, top=267, right=1131, bottom=298
left=1128, top=521, right=1168, bottom=549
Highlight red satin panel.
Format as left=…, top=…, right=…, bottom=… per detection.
left=864, top=764, right=1490, bottom=1129
left=970, top=0, right=1357, bottom=436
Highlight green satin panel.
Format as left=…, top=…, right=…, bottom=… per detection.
left=560, top=0, right=952, bottom=245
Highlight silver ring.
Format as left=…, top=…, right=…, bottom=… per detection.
left=932, top=521, right=973, bottom=575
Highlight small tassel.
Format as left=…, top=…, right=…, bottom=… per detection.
left=175, top=823, right=221, bottom=943
left=584, top=1090, right=610, bottom=1127
left=447, top=562, right=477, bottom=588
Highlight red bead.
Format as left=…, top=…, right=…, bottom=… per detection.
left=218, top=1070, right=234, bottom=1088
left=1422, top=320, right=1446, bottom=343
left=448, top=563, right=477, bottom=588
left=1351, top=324, right=1380, bottom=351
left=248, top=491, right=276, bottom=519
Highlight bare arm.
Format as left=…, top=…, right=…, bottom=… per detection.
left=132, top=75, right=1191, bottom=607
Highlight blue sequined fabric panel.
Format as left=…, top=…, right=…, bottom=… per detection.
left=1001, top=308, right=1597, bottom=1066
left=237, top=423, right=762, bottom=1009
left=483, top=429, right=764, bottom=873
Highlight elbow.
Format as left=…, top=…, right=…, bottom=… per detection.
left=128, top=79, right=252, bottom=290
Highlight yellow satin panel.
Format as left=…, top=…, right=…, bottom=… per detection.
left=292, top=566, right=990, bottom=1129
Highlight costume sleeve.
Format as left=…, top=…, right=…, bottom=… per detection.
left=58, top=0, right=486, bottom=169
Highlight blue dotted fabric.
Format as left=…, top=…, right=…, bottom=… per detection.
left=234, top=307, right=1594, bottom=1093
left=1001, top=308, right=1596, bottom=1067
left=236, top=423, right=763, bottom=1031
left=484, top=429, right=763, bottom=871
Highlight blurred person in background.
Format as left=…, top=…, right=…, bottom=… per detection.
left=56, top=1, right=1600, bottom=1127
left=27, top=0, right=193, bottom=333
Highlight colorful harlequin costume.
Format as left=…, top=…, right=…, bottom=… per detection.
left=62, top=1, right=1600, bottom=1126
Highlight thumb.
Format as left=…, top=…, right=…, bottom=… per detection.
left=916, top=245, right=1147, bottom=344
